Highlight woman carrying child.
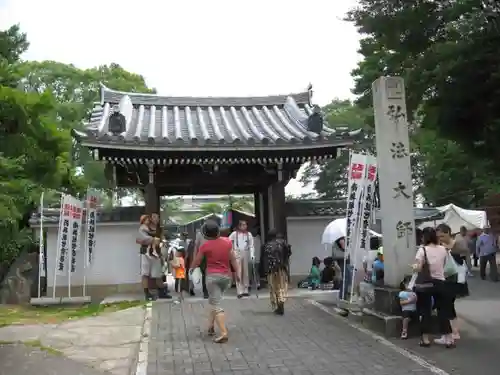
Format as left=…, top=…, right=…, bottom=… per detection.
left=137, top=215, right=171, bottom=301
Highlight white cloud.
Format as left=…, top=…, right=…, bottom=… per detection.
left=0, top=0, right=361, bottom=196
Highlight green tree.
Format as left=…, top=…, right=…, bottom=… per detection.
left=0, top=25, right=79, bottom=266
left=222, top=195, right=255, bottom=214
left=17, top=60, right=156, bottom=193
left=161, top=197, right=182, bottom=218
left=347, top=0, right=500, bottom=205
left=200, top=203, right=224, bottom=216
left=300, top=99, right=372, bottom=199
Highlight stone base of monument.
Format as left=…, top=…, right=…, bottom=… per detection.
left=358, top=286, right=438, bottom=338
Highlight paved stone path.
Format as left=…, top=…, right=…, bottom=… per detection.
left=148, top=298, right=437, bottom=375
left=0, top=306, right=145, bottom=375
left=390, top=274, right=500, bottom=375
left=0, top=344, right=111, bottom=375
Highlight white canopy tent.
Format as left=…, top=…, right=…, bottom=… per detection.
left=418, top=203, right=488, bottom=233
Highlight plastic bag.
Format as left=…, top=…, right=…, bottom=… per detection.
left=456, top=263, right=467, bottom=284
left=444, top=252, right=458, bottom=277
left=190, top=267, right=203, bottom=293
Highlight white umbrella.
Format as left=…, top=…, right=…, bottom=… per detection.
left=321, top=218, right=381, bottom=245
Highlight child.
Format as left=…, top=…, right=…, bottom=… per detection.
left=399, top=280, right=417, bottom=339
left=172, top=249, right=186, bottom=302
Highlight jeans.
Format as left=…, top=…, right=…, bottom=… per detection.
left=339, top=263, right=352, bottom=300
left=416, top=279, right=452, bottom=335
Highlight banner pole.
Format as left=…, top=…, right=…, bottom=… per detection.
left=52, top=194, right=64, bottom=299
left=341, top=150, right=353, bottom=301
left=83, top=190, right=88, bottom=297
left=37, top=191, right=44, bottom=299
left=67, top=196, right=72, bottom=299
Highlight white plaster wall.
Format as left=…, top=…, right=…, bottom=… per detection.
left=34, top=217, right=334, bottom=286
left=35, top=222, right=141, bottom=288
left=287, top=217, right=335, bottom=276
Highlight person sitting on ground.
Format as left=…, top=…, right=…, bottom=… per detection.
left=308, top=257, right=321, bottom=289
left=320, top=257, right=335, bottom=289
left=399, top=279, right=417, bottom=339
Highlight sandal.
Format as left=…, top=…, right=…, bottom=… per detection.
left=207, top=327, right=215, bottom=336
left=213, top=335, right=228, bottom=344
left=400, top=331, right=408, bottom=340
left=419, top=340, right=431, bottom=347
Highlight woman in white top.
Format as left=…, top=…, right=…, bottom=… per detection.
left=413, top=227, right=455, bottom=348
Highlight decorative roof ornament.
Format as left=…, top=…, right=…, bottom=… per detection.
left=108, top=110, right=126, bottom=135
left=307, top=105, right=324, bottom=134
left=307, top=83, right=313, bottom=107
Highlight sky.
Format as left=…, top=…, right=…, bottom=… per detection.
left=0, top=0, right=362, bottom=197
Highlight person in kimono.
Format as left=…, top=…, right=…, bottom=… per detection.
left=229, top=220, right=255, bottom=298
left=262, top=230, right=290, bottom=314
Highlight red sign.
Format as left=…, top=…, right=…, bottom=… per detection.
left=63, top=204, right=82, bottom=220
left=350, top=163, right=365, bottom=180
left=367, top=165, right=377, bottom=181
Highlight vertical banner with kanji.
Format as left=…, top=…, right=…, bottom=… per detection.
left=345, top=152, right=368, bottom=257
left=68, top=196, right=83, bottom=273
left=85, top=189, right=98, bottom=266
left=358, top=154, right=378, bottom=255
left=56, top=195, right=71, bottom=276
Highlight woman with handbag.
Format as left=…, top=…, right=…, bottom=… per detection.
left=436, top=223, right=470, bottom=342
left=190, top=220, right=240, bottom=343
left=413, top=227, right=455, bottom=348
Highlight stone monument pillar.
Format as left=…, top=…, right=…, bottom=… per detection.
left=372, top=76, right=415, bottom=288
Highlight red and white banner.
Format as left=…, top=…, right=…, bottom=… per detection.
left=55, top=195, right=83, bottom=276
left=85, top=189, right=99, bottom=266
left=345, top=152, right=378, bottom=274
left=359, top=155, right=378, bottom=254
left=345, top=152, right=368, bottom=257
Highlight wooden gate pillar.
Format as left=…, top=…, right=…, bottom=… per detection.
left=144, top=162, right=159, bottom=215
left=268, top=180, right=287, bottom=241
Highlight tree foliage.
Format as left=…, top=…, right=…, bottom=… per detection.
left=347, top=0, right=500, bottom=206
left=0, top=25, right=79, bottom=265
left=221, top=195, right=255, bottom=214
left=200, top=203, right=224, bottom=216
left=300, top=100, right=372, bottom=200
left=17, top=60, right=156, bottom=192
left=0, top=24, right=157, bottom=269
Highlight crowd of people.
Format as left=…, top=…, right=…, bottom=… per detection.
left=135, top=214, right=291, bottom=343
left=135, top=211, right=498, bottom=346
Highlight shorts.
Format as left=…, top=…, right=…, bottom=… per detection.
left=206, top=273, right=232, bottom=312
left=401, top=310, right=417, bottom=319
left=140, top=254, right=163, bottom=278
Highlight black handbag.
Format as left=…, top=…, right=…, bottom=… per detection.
left=414, top=247, right=434, bottom=291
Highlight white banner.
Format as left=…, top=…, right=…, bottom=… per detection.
left=56, top=195, right=72, bottom=276
left=39, top=192, right=46, bottom=278
left=85, top=189, right=99, bottom=266
left=345, top=152, right=368, bottom=260
left=359, top=154, right=378, bottom=255
left=68, top=196, right=84, bottom=273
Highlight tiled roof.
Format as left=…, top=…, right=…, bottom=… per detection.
left=73, top=85, right=362, bottom=149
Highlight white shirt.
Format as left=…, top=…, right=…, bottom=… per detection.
left=229, top=231, right=255, bottom=259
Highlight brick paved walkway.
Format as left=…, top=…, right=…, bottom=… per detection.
left=148, top=298, right=436, bottom=375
